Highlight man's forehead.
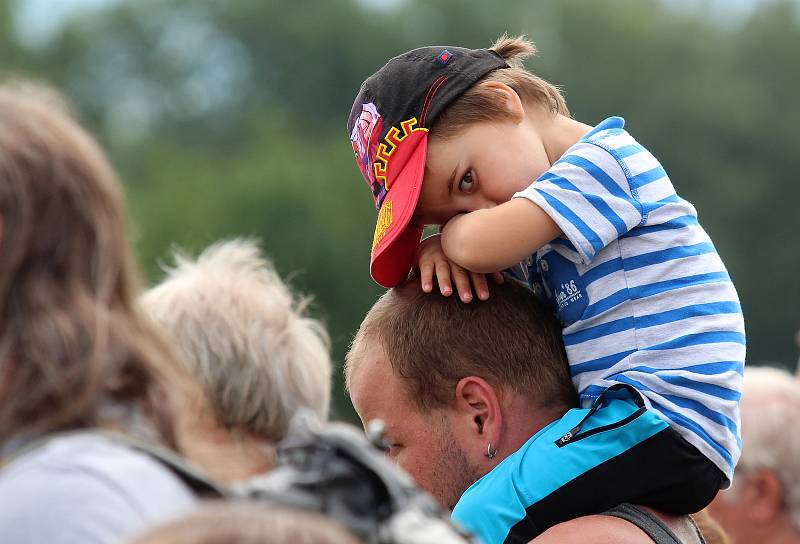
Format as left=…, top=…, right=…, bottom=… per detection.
left=348, top=339, right=394, bottom=414
left=348, top=334, right=384, bottom=377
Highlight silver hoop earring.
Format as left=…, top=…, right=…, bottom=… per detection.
left=486, top=443, right=497, bottom=459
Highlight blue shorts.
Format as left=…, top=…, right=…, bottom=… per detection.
left=451, top=385, right=723, bottom=544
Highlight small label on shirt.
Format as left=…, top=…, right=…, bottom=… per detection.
left=539, top=250, right=588, bottom=325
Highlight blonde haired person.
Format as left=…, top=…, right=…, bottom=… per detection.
left=142, top=239, right=332, bottom=482
left=709, top=366, right=800, bottom=544
left=132, top=502, right=361, bottom=544
left=0, top=81, right=200, bottom=542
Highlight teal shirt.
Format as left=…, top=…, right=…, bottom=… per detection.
left=451, top=391, right=668, bottom=544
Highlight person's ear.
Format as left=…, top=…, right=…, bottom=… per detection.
left=481, top=81, right=526, bottom=123
left=743, top=468, right=784, bottom=524
left=453, top=376, right=502, bottom=455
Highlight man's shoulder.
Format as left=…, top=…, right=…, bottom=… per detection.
left=532, top=508, right=702, bottom=544
left=532, top=514, right=655, bottom=544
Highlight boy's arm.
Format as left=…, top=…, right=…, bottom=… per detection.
left=440, top=198, right=561, bottom=273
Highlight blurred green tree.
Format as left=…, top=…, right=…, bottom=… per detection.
left=6, top=0, right=799, bottom=420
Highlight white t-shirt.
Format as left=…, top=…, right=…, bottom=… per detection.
left=0, top=433, right=198, bottom=543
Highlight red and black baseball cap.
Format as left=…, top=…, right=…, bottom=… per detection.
left=347, top=45, right=508, bottom=287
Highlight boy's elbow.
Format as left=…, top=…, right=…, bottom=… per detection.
left=441, top=222, right=497, bottom=273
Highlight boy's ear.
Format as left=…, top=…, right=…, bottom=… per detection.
left=481, top=81, right=526, bottom=123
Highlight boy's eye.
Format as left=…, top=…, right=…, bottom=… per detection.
left=458, top=170, right=476, bottom=193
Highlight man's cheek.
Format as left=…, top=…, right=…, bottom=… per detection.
left=395, top=451, right=423, bottom=481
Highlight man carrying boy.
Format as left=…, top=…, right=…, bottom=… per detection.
left=347, top=276, right=705, bottom=543
left=347, top=35, right=744, bottom=539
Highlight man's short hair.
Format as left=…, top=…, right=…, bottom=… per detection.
left=345, top=275, right=576, bottom=414
left=734, top=366, right=800, bottom=529
left=142, top=239, right=332, bottom=440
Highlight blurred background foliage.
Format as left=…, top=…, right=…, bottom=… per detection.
left=3, top=0, right=798, bottom=421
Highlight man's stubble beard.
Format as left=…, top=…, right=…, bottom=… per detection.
left=430, top=421, right=484, bottom=511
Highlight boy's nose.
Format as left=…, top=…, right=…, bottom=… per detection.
left=468, top=197, right=497, bottom=213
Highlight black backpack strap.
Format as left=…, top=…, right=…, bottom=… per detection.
left=604, top=504, right=701, bottom=544
left=96, top=430, right=230, bottom=498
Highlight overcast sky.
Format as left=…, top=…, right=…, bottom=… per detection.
left=12, top=0, right=786, bottom=48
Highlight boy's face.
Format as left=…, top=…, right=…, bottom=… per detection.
left=413, top=118, right=551, bottom=227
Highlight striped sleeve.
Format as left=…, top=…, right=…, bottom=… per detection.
left=514, top=142, right=644, bottom=264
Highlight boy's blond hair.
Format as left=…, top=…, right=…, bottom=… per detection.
left=432, top=35, right=568, bottom=139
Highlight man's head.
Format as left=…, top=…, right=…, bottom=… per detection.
left=142, top=239, right=332, bottom=479
left=345, top=276, right=576, bottom=508
left=347, top=35, right=567, bottom=288
left=708, top=366, right=800, bottom=541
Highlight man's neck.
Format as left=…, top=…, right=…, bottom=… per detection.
left=176, top=406, right=275, bottom=483
left=498, top=396, right=568, bottom=459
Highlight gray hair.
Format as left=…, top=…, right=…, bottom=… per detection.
left=141, top=239, right=331, bottom=441
left=731, top=366, right=800, bottom=529
left=132, top=502, right=361, bottom=544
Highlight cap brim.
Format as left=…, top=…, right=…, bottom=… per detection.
left=369, top=134, right=427, bottom=288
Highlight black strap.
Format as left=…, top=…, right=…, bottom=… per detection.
left=604, top=504, right=680, bottom=543
left=604, top=504, right=698, bottom=544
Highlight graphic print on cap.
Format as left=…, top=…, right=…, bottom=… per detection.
left=349, top=102, right=385, bottom=209
left=346, top=46, right=509, bottom=287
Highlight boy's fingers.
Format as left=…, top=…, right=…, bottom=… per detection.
left=491, top=271, right=505, bottom=284
left=434, top=259, right=453, bottom=296
left=419, top=261, right=435, bottom=292
left=451, top=264, right=473, bottom=303
left=471, top=272, right=490, bottom=301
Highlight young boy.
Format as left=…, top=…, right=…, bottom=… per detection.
left=347, top=35, right=744, bottom=541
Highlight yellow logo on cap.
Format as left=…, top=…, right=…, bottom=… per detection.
left=372, top=118, right=428, bottom=189
left=372, top=201, right=393, bottom=250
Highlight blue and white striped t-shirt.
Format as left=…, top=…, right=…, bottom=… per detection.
left=513, top=116, right=745, bottom=482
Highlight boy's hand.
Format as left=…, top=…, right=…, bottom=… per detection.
left=415, top=234, right=504, bottom=302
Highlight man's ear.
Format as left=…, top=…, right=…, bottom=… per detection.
left=453, top=376, right=502, bottom=454
left=743, top=468, right=784, bottom=524
left=481, top=81, right=525, bottom=123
